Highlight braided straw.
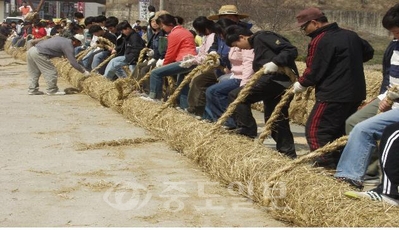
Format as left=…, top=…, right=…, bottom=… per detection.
left=76, top=46, right=95, bottom=61
left=95, top=37, right=115, bottom=51
left=155, top=53, right=220, bottom=116
left=91, top=53, right=116, bottom=73
left=378, top=85, right=399, bottom=114
left=138, top=47, right=149, bottom=64
left=212, top=66, right=297, bottom=134
left=263, top=135, right=348, bottom=199
left=258, top=88, right=294, bottom=143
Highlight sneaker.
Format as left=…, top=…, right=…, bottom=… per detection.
left=337, top=177, right=364, bottom=190
left=139, top=95, right=160, bottom=103
left=28, top=91, right=44, bottom=95
left=47, top=91, right=66, bottom=96
left=344, top=190, right=399, bottom=206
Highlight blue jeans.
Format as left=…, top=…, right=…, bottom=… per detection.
left=91, top=50, right=111, bottom=74
left=104, top=56, right=130, bottom=80
left=205, top=78, right=241, bottom=128
left=335, top=108, right=399, bottom=182
left=74, top=46, right=85, bottom=56
left=81, top=49, right=102, bottom=71
left=149, top=62, right=194, bottom=99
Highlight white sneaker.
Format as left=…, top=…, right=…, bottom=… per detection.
left=139, top=95, right=160, bottom=103
left=344, top=190, right=399, bottom=206
left=47, top=91, right=66, bottom=96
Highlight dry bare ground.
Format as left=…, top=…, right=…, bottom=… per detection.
left=0, top=51, right=288, bottom=227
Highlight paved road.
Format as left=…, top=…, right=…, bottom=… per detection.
left=0, top=51, right=288, bottom=227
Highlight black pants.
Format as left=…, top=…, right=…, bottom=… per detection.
left=228, top=75, right=296, bottom=158
left=374, top=122, right=399, bottom=198
left=306, top=101, right=361, bottom=151
left=187, top=70, right=218, bottom=116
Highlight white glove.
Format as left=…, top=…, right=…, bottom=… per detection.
left=387, top=91, right=399, bottom=100
left=292, top=82, right=307, bottom=94
left=146, top=49, right=154, bottom=57
left=147, top=58, right=156, bottom=66
left=179, top=59, right=196, bottom=68
left=156, top=59, right=164, bottom=68
left=263, top=62, right=279, bottom=74
left=209, top=51, right=217, bottom=55
left=83, top=70, right=90, bottom=77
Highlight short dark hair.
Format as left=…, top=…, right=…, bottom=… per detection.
left=193, top=16, right=215, bottom=35
left=224, top=25, right=253, bottom=47
left=382, top=3, right=399, bottom=30
left=148, top=5, right=156, bottom=12
left=74, top=12, right=84, bottom=19
left=105, top=16, right=119, bottom=28
left=95, top=15, right=107, bottom=23
left=215, top=18, right=237, bottom=37
left=88, top=24, right=103, bottom=34
left=116, top=20, right=132, bottom=31
left=84, top=16, right=95, bottom=26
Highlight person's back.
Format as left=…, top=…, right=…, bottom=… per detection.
left=307, top=23, right=372, bottom=102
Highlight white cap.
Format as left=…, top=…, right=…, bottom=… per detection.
left=73, top=34, right=85, bottom=44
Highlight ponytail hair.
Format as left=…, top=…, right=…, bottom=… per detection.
left=157, top=14, right=177, bottom=27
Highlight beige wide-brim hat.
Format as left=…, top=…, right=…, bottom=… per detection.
left=208, top=5, right=249, bottom=20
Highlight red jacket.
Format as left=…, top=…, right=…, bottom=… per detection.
left=32, top=27, right=46, bottom=39
left=163, top=25, right=196, bottom=65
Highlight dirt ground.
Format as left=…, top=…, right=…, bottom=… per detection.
left=0, top=51, right=289, bottom=227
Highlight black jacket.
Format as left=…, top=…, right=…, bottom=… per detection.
left=123, top=30, right=146, bottom=65
left=380, top=40, right=396, bottom=94
left=298, top=22, right=374, bottom=102
left=248, top=31, right=299, bottom=85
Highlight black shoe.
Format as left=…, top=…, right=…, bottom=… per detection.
left=337, top=177, right=364, bottom=190
left=229, top=127, right=257, bottom=139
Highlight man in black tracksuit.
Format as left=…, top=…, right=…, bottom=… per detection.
left=225, top=25, right=299, bottom=159
left=293, top=7, right=374, bottom=167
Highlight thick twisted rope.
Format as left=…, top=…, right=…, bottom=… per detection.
left=76, top=46, right=95, bottom=61
left=138, top=47, right=149, bottom=64
left=155, top=53, right=220, bottom=117
left=378, top=85, right=399, bottom=114
left=258, top=88, right=294, bottom=143
left=262, top=135, right=349, bottom=207
left=212, top=66, right=297, bottom=134
left=91, top=53, right=116, bottom=73
left=96, top=37, right=115, bottom=51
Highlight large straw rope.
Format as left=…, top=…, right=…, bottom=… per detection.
left=378, top=85, right=399, bottom=113
left=265, top=135, right=348, bottom=186
left=212, top=66, right=297, bottom=134
left=96, top=37, right=115, bottom=51
left=91, top=53, right=116, bottom=73
left=258, top=88, right=294, bottom=143
left=76, top=46, right=95, bottom=61
left=155, top=53, right=220, bottom=116
left=138, top=47, right=149, bottom=64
